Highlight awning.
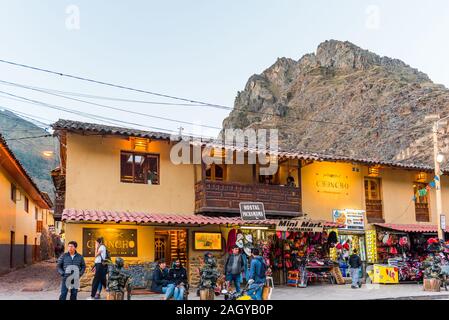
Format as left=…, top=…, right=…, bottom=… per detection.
left=374, top=223, right=449, bottom=233
left=62, top=209, right=342, bottom=228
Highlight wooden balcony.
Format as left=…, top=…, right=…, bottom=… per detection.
left=365, top=199, right=384, bottom=223
left=415, top=203, right=430, bottom=222
left=195, top=180, right=301, bottom=217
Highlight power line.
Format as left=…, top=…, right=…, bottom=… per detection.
left=0, top=79, right=222, bottom=130
left=0, top=59, right=425, bottom=133
left=5, top=134, right=52, bottom=141
left=0, top=58, right=229, bottom=109
left=0, top=93, right=216, bottom=139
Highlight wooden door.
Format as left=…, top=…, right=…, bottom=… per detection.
left=24, top=235, right=28, bottom=265
left=9, top=231, right=15, bottom=269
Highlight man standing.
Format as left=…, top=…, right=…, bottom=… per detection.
left=224, top=245, right=244, bottom=293
left=348, top=249, right=363, bottom=289
left=248, top=248, right=266, bottom=300
left=57, top=241, right=86, bottom=300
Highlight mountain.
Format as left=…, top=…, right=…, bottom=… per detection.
left=0, top=110, right=58, bottom=199
left=222, top=40, right=449, bottom=168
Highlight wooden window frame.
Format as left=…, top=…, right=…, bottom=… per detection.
left=24, top=197, right=29, bottom=213
left=205, top=164, right=227, bottom=182
left=11, top=183, right=16, bottom=203
left=120, top=151, right=160, bottom=185
left=413, top=182, right=430, bottom=222
left=364, top=177, right=382, bottom=201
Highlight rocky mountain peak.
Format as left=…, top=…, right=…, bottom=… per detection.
left=222, top=40, right=449, bottom=168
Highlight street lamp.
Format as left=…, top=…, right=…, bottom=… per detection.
left=425, top=114, right=448, bottom=241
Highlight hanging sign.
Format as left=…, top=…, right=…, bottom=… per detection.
left=240, top=202, right=266, bottom=221
left=276, top=218, right=324, bottom=232
left=332, top=209, right=365, bottom=230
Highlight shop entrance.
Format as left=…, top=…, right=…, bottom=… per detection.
left=24, top=235, right=28, bottom=265
left=154, top=229, right=188, bottom=268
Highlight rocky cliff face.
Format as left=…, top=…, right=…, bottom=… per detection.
left=222, top=40, right=449, bottom=167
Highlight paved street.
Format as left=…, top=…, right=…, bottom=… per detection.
left=0, top=261, right=449, bottom=300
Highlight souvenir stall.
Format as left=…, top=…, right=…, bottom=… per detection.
left=272, top=219, right=343, bottom=287
left=223, top=226, right=275, bottom=282
left=372, top=225, right=449, bottom=283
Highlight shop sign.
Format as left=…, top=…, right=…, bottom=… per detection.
left=276, top=219, right=324, bottom=233
left=315, top=172, right=350, bottom=195
left=82, top=228, right=138, bottom=257
left=239, top=202, right=266, bottom=221
left=332, top=209, right=365, bottom=230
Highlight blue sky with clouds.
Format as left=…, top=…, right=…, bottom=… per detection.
left=0, top=0, right=448, bottom=136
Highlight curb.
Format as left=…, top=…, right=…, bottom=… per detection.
left=379, top=294, right=449, bottom=300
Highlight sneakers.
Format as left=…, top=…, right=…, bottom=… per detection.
left=86, top=297, right=95, bottom=300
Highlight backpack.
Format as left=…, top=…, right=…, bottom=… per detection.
left=101, top=246, right=111, bottom=265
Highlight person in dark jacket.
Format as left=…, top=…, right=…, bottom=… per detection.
left=151, top=259, right=170, bottom=294
left=348, top=249, right=362, bottom=289
left=225, top=246, right=245, bottom=293
left=165, top=259, right=188, bottom=300
left=248, top=248, right=266, bottom=300
left=57, top=241, right=86, bottom=300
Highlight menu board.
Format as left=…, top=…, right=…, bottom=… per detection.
left=365, top=230, right=378, bottom=263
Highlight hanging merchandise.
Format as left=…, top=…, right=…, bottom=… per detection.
left=366, top=230, right=377, bottom=263
left=226, top=229, right=237, bottom=254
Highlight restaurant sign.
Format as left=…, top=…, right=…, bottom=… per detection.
left=332, top=209, right=365, bottom=230
left=276, top=219, right=324, bottom=233
left=239, top=202, right=266, bottom=221
left=83, top=228, right=138, bottom=257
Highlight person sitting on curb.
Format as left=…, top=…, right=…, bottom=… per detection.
left=165, top=259, right=188, bottom=300
left=151, top=259, right=170, bottom=296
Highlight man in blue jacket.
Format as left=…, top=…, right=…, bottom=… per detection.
left=57, top=241, right=86, bottom=300
left=248, top=248, right=266, bottom=300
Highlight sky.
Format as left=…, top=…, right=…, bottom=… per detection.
left=0, top=0, right=448, bottom=138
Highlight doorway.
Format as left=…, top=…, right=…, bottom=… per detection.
left=154, top=230, right=188, bottom=268
left=24, top=235, right=28, bottom=265
left=9, top=231, right=15, bottom=269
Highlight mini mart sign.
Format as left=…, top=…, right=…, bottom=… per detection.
left=276, top=219, right=324, bottom=233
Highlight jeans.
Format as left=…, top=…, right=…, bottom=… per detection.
left=242, top=254, right=249, bottom=280
left=59, top=276, right=78, bottom=300
left=164, top=284, right=176, bottom=299
left=226, top=274, right=242, bottom=293
left=174, top=286, right=186, bottom=301
left=164, top=284, right=185, bottom=300
left=248, top=283, right=263, bottom=300
left=350, top=268, right=361, bottom=288
left=91, top=263, right=107, bottom=298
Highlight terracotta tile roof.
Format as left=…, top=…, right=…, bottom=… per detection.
left=52, top=119, right=438, bottom=172
left=0, top=134, right=53, bottom=208
left=62, top=208, right=341, bottom=228
left=374, top=223, right=448, bottom=233
left=52, top=119, right=174, bottom=141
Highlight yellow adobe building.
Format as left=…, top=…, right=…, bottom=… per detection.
left=0, top=134, right=53, bottom=275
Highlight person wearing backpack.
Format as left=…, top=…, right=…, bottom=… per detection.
left=247, top=248, right=266, bottom=300
left=88, top=237, right=108, bottom=300
left=348, top=249, right=363, bottom=289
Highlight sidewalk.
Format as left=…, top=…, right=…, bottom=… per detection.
left=1, top=261, right=448, bottom=300
left=1, top=284, right=448, bottom=300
